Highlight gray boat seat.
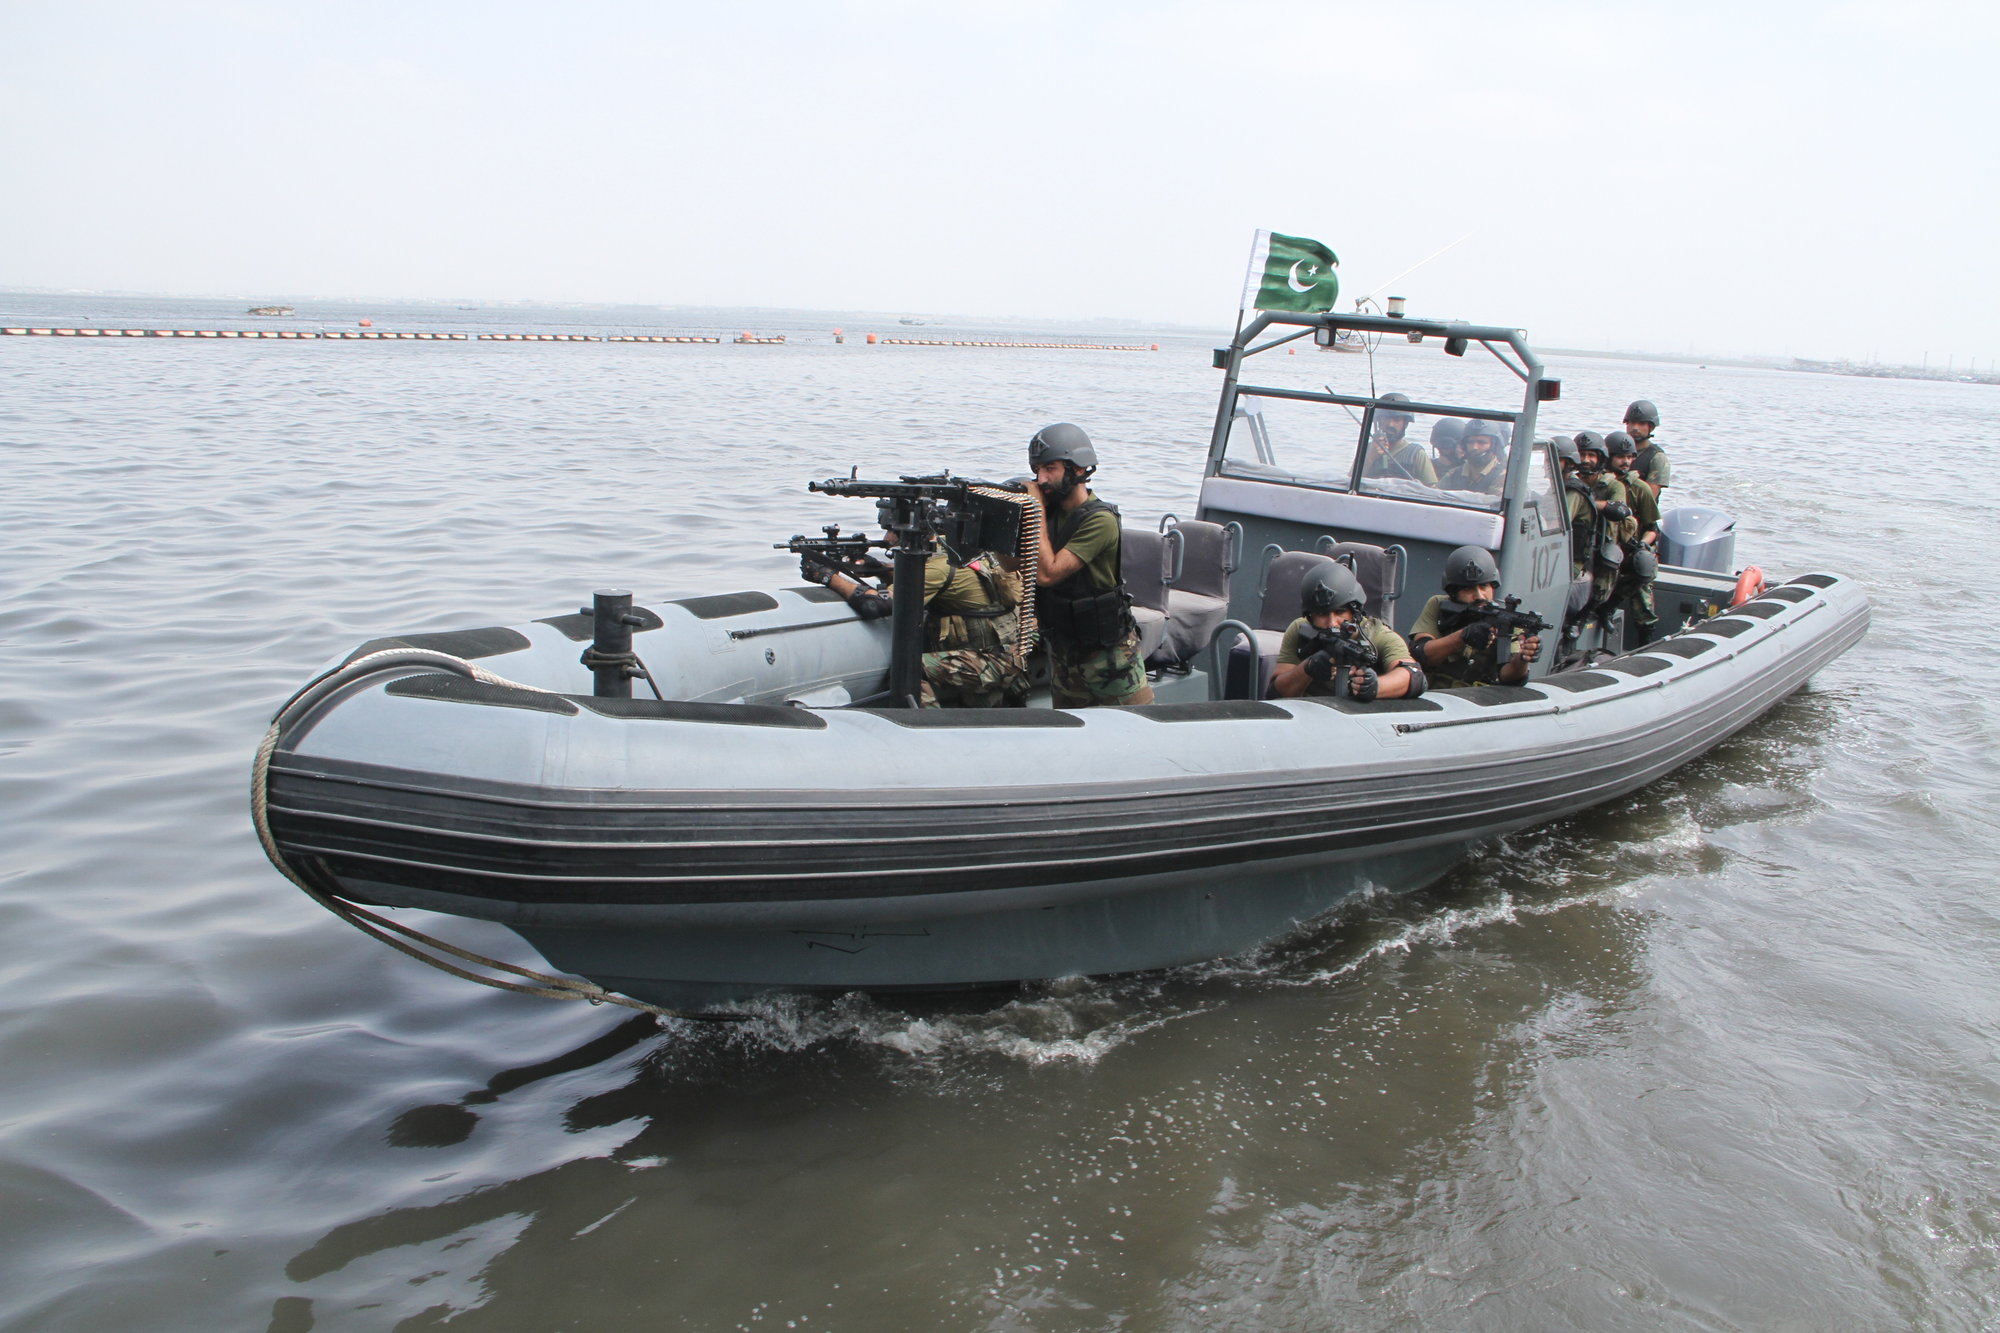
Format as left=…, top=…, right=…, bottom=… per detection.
left=1155, top=519, right=1233, bottom=665
left=1120, top=527, right=1170, bottom=663
left=1223, top=550, right=1336, bottom=698
left=1320, top=540, right=1404, bottom=625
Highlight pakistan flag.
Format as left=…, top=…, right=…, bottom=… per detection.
left=1241, top=230, right=1339, bottom=312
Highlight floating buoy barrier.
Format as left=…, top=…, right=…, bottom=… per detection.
left=0, top=326, right=1148, bottom=350
left=879, top=338, right=1155, bottom=351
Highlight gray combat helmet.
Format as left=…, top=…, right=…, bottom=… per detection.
left=1555, top=435, right=1582, bottom=468
left=1431, top=417, right=1465, bottom=450
left=1028, top=423, right=1097, bottom=471
left=1376, top=392, right=1415, bottom=425
left=1300, top=562, right=1366, bottom=617
left=1605, top=429, right=1637, bottom=459
left=1625, top=400, right=1661, bottom=427
left=1460, top=419, right=1509, bottom=449
left=1441, top=545, right=1501, bottom=592
left=1573, top=430, right=1607, bottom=467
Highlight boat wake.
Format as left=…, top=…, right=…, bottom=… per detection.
left=651, top=814, right=1712, bottom=1070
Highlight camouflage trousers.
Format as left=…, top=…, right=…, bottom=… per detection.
left=1047, top=629, right=1155, bottom=708
left=919, top=648, right=1028, bottom=708
left=1610, top=576, right=1657, bottom=625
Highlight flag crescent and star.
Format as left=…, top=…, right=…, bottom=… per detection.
left=1242, top=230, right=1340, bottom=313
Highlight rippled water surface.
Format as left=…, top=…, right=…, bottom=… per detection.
left=3, top=296, right=1997, bottom=1331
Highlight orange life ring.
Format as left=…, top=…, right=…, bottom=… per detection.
left=1731, top=565, right=1766, bottom=606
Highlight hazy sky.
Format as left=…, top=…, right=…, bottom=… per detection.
left=4, top=1, right=1993, bottom=365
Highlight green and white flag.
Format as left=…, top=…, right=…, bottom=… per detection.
left=1241, top=229, right=1339, bottom=312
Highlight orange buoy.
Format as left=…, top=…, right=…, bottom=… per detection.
left=358, top=319, right=373, bottom=327
left=1730, top=566, right=1766, bottom=606
left=865, top=332, right=878, bottom=344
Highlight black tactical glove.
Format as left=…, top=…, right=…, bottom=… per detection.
left=1348, top=666, right=1380, bottom=701
left=1301, top=651, right=1334, bottom=683
left=853, top=552, right=892, bottom=579
left=1460, top=621, right=1496, bottom=651
left=1603, top=501, right=1632, bottom=522
left=800, top=555, right=834, bottom=586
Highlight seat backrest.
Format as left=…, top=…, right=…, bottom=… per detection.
left=1166, top=519, right=1232, bottom=600
left=1258, top=551, right=1336, bottom=631
left=1121, top=528, right=1170, bottom=613
left=1321, top=541, right=1400, bottom=622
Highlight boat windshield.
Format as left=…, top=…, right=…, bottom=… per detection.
left=1218, top=390, right=1514, bottom=514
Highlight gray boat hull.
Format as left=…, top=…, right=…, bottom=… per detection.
left=263, top=574, right=1868, bottom=1003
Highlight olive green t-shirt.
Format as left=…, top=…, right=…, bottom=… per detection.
left=1613, top=465, right=1661, bottom=534
left=1447, top=452, right=1504, bottom=494
left=1051, top=495, right=1120, bottom=592
left=919, top=554, right=999, bottom=614
left=1408, top=593, right=1531, bottom=687
left=1637, top=443, right=1670, bottom=490
left=1362, top=440, right=1439, bottom=487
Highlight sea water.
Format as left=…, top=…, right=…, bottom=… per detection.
left=3, top=294, right=1997, bottom=1331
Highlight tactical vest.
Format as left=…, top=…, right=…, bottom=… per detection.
left=1035, top=497, right=1135, bottom=652
left=1634, top=443, right=1664, bottom=483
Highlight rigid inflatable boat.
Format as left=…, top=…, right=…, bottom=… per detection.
left=255, top=307, right=1870, bottom=1011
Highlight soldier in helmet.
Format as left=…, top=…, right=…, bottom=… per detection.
left=806, top=546, right=1027, bottom=708
left=1605, top=431, right=1661, bottom=547
left=1622, top=399, right=1670, bottom=499
left=1429, top=417, right=1466, bottom=478
left=1441, top=419, right=1508, bottom=494
left=1269, top=562, right=1425, bottom=701
left=1573, top=432, right=1638, bottom=613
left=1408, top=546, right=1543, bottom=688
left=1604, top=430, right=1661, bottom=635
left=1556, top=434, right=1596, bottom=577
left=1021, top=423, right=1155, bottom=708
left=1358, top=393, right=1439, bottom=486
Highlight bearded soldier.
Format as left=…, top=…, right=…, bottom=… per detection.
left=1358, top=393, right=1439, bottom=486
left=1408, top=546, right=1544, bottom=689
left=1622, top=399, right=1671, bottom=500
left=1021, top=423, right=1154, bottom=708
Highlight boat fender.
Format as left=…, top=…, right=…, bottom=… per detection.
left=1730, top=565, right=1766, bottom=606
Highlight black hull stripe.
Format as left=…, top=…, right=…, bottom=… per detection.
left=272, top=608, right=1860, bottom=908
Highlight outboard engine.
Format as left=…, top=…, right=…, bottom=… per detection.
left=1659, top=506, right=1738, bottom=573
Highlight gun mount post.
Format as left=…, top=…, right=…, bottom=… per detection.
left=583, top=588, right=643, bottom=698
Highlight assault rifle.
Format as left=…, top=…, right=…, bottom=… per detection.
left=1296, top=619, right=1382, bottom=699
left=774, top=524, right=891, bottom=584
left=1436, top=595, right=1551, bottom=667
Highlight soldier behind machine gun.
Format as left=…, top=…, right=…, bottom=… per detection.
left=1409, top=546, right=1547, bottom=688
left=1270, top=562, right=1424, bottom=702
left=789, top=473, right=1030, bottom=707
